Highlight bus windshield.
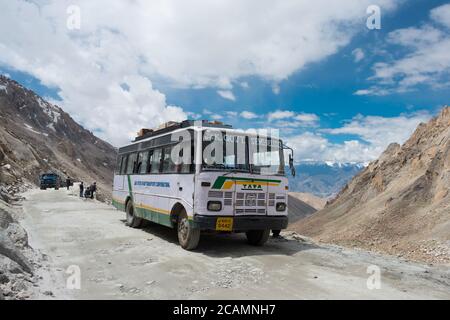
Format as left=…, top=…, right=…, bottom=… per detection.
left=202, top=131, right=285, bottom=175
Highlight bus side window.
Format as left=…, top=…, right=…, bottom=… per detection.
left=120, top=155, right=128, bottom=175
left=135, top=152, right=144, bottom=174
left=140, top=151, right=151, bottom=174
left=150, top=149, right=162, bottom=174
left=115, top=156, right=122, bottom=174
left=178, top=148, right=193, bottom=173
left=148, top=151, right=153, bottom=174
left=126, top=153, right=137, bottom=174
left=162, top=146, right=176, bottom=173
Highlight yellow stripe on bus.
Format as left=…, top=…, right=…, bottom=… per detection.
left=112, top=197, right=125, bottom=204
left=137, top=203, right=170, bottom=215
left=220, top=181, right=281, bottom=189
left=113, top=199, right=195, bottom=222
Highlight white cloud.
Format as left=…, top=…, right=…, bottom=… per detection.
left=352, top=48, right=365, bottom=63
left=267, top=110, right=319, bottom=127
left=430, top=3, right=450, bottom=28
left=202, top=108, right=222, bottom=120
left=272, top=84, right=280, bottom=95
left=186, top=111, right=202, bottom=120
left=285, top=132, right=330, bottom=161
left=284, top=111, right=431, bottom=163
left=210, top=113, right=223, bottom=120
left=217, top=90, right=236, bottom=101
left=0, top=0, right=399, bottom=145
left=267, top=110, right=295, bottom=121
left=225, top=111, right=238, bottom=117
left=357, top=4, right=450, bottom=95
left=285, top=132, right=379, bottom=163
left=240, top=82, right=249, bottom=89
left=294, top=113, right=319, bottom=122
left=240, top=111, right=259, bottom=119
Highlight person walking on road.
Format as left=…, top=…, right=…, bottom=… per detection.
left=79, top=182, right=84, bottom=197
left=90, top=182, right=97, bottom=199
left=66, top=176, right=71, bottom=190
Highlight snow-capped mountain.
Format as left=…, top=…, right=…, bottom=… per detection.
left=288, top=161, right=365, bottom=198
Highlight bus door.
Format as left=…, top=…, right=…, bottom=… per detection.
left=115, top=155, right=127, bottom=191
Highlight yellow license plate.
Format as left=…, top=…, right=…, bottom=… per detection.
left=216, top=217, right=233, bottom=231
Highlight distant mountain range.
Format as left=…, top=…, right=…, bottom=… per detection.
left=288, top=161, right=365, bottom=198
left=0, top=76, right=117, bottom=200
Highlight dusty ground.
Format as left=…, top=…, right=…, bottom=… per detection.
left=18, top=188, right=450, bottom=299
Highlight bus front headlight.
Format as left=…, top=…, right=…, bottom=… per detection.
left=276, top=202, right=286, bottom=212
left=207, top=201, right=222, bottom=211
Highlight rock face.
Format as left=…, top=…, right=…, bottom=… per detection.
left=0, top=75, right=117, bottom=200
left=292, top=107, right=450, bottom=265
left=0, top=194, right=36, bottom=300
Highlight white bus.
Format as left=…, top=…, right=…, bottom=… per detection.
left=112, top=120, right=295, bottom=250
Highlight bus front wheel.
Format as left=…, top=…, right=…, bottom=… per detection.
left=272, top=230, right=281, bottom=237
left=246, top=230, right=270, bottom=246
left=177, top=210, right=200, bottom=250
left=126, top=200, right=143, bottom=228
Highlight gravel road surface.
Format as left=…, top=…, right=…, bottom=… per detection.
left=20, top=188, right=450, bottom=299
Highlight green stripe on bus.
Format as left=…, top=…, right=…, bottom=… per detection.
left=212, top=176, right=282, bottom=189
left=112, top=199, right=125, bottom=211
left=127, top=175, right=133, bottom=201
left=135, top=206, right=172, bottom=228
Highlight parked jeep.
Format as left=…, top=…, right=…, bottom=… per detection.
left=39, top=173, right=61, bottom=190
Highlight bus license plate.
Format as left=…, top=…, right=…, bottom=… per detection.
left=216, top=217, right=233, bottom=231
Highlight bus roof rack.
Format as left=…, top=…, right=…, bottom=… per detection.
left=133, top=120, right=233, bottom=142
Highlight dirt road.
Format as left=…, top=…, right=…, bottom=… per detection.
left=20, top=188, right=450, bottom=299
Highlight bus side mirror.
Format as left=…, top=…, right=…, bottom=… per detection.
left=289, top=154, right=295, bottom=177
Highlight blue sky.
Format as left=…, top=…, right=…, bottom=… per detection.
left=1, top=0, right=449, bottom=162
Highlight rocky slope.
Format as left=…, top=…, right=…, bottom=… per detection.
left=0, top=187, right=35, bottom=300
left=287, top=194, right=317, bottom=224
left=292, top=107, right=450, bottom=265
left=0, top=75, right=117, bottom=200
left=289, top=192, right=326, bottom=210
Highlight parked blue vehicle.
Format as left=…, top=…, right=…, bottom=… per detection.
left=39, top=173, right=61, bottom=190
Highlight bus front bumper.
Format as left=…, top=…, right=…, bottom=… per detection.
left=192, top=215, right=288, bottom=231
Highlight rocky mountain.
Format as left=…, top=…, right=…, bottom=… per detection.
left=0, top=75, right=117, bottom=200
left=287, top=194, right=317, bottom=224
left=292, top=107, right=450, bottom=265
left=288, top=161, right=364, bottom=198
left=289, top=192, right=326, bottom=211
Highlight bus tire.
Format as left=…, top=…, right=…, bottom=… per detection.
left=177, top=210, right=200, bottom=250
left=246, top=229, right=270, bottom=246
left=126, top=200, right=142, bottom=228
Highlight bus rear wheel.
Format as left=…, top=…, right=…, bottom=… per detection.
left=246, top=230, right=270, bottom=246
left=177, top=210, right=200, bottom=250
left=126, top=200, right=143, bottom=228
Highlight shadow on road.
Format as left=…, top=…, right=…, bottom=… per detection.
left=124, top=219, right=319, bottom=258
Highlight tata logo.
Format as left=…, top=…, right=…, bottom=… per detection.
left=242, top=184, right=263, bottom=190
